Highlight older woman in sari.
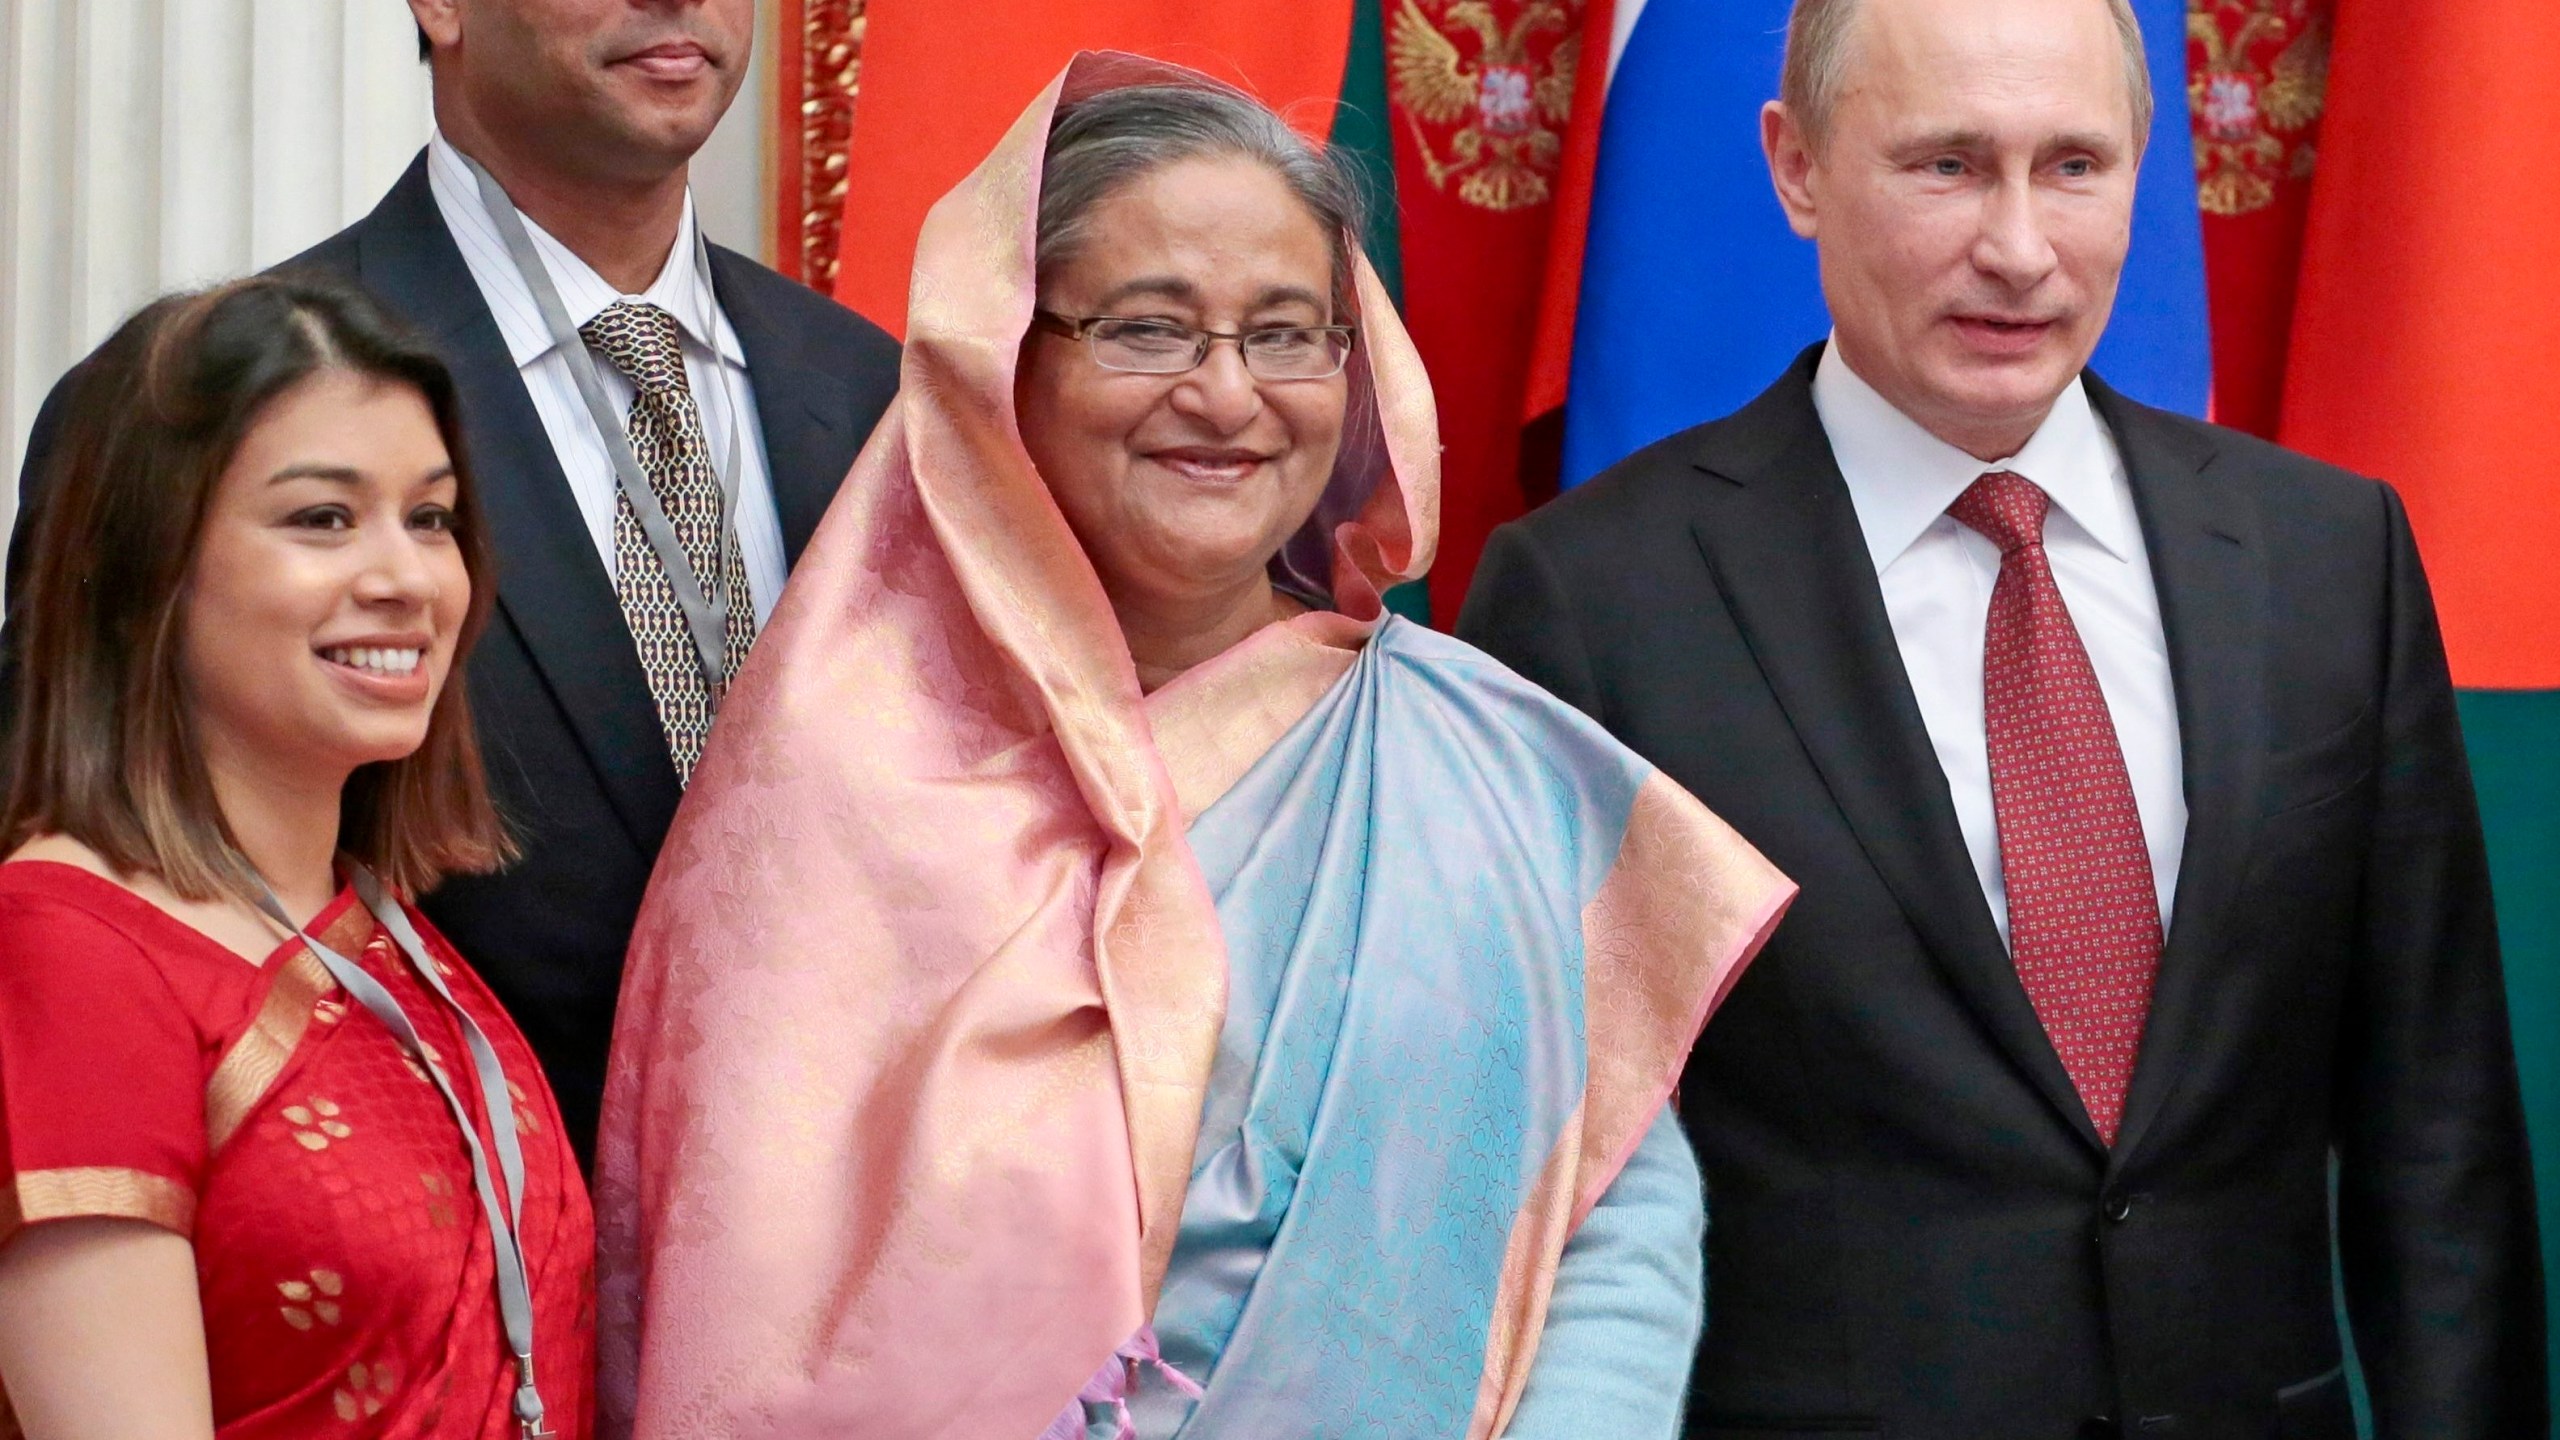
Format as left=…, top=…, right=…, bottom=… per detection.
left=596, top=54, right=1791, bottom=1440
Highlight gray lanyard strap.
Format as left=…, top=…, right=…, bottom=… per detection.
left=461, top=151, right=745, bottom=707
left=257, top=868, right=551, bottom=1440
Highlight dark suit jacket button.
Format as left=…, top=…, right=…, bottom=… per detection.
left=2102, top=1190, right=2135, bottom=1223
left=2077, top=1418, right=2123, bottom=1440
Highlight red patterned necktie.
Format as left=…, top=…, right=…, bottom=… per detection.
left=1948, top=470, right=2160, bottom=1145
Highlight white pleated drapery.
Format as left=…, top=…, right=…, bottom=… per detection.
left=0, top=0, right=431, bottom=541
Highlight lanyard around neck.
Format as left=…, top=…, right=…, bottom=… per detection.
left=256, top=868, right=552, bottom=1439
left=459, top=150, right=746, bottom=710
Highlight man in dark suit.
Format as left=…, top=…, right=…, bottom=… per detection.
left=1459, top=0, right=2544, bottom=1435
left=6, top=0, right=899, bottom=1162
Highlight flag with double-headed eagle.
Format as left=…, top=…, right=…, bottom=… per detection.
left=1383, top=0, right=1585, bottom=621
left=2188, top=0, right=2330, bottom=438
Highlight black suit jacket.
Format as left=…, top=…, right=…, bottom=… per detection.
left=5, top=154, right=901, bottom=1162
left=1458, top=348, right=2544, bottom=1440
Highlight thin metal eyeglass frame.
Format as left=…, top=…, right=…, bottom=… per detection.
left=1030, top=310, right=1359, bottom=380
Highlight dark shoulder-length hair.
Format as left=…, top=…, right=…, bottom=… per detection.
left=2, top=273, right=512, bottom=900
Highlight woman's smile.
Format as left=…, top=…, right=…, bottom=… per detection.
left=1143, top=444, right=1277, bottom=487
left=315, top=633, right=435, bottom=704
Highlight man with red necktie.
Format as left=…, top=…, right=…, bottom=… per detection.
left=1460, top=0, right=2544, bottom=1435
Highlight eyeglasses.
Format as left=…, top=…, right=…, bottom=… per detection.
left=1032, top=310, right=1358, bottom=381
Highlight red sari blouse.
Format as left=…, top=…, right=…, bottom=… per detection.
left=0, top=861, right=593, bottom=1437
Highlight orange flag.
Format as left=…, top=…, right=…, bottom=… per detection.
left=2279, top=0, right=2560, bottom=688
left=832, top=2, right=1357, bottom=339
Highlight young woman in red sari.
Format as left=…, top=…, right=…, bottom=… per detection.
left=0, top=275, right=592, bottom=1439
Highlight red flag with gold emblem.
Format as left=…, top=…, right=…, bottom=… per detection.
left=1386, top=0, right=1584, bottom=621
left=2187, top=0, right=2331, bottom=439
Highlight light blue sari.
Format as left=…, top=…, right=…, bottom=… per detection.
left=1096, top=619, right=1756, bottom=1438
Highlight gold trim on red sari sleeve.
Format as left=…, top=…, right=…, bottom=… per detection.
left=0, top=1166, right=197, bottom=1240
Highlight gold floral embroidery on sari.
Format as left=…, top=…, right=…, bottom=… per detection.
left=281, top=1099, right=353, bottom=1151
left=278, top=1267, right=347, bottom=1330
left=421, top=1172, right=462, bottom=1228
left=330, top=1359, right=400, bottom=1420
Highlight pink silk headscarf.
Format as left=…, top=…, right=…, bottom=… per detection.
left=593, top=53, right=1440, bottom=1440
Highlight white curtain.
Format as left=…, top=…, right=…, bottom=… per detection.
left=0, top=0, right=432, bottom=539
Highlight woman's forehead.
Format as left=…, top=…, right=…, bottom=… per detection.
left=1049, top=157, right=1333, bottom=304
left=1080, top=274, right=1332, bottom=315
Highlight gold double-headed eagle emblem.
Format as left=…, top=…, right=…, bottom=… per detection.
left=2188, top=0, right=2329, bottom=216
left=1389, top=0, right=1580, bottom=212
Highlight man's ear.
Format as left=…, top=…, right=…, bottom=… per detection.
left=410, top=0, right=462, bottom=56
left=1762, top=101, right=1821, bottom=241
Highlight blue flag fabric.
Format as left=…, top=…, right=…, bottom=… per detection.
left=1559, top=0, right=2209, bottom=486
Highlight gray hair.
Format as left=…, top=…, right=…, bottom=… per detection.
left=1781, top=0, right=2155, bottom=153
left=1036, top=85, right=1367, bottom=316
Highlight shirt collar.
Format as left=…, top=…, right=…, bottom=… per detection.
left=1811, top=335, right=2136, bottom=573
left=426, top=131, right=744, bottom=369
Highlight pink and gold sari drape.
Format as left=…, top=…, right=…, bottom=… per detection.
left=595, top=52, right=1787, bottom=1440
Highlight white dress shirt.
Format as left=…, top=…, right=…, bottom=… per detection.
left=426, top=132, right=786, bottom=624
left=1811, top=338, right=2187, bottom=942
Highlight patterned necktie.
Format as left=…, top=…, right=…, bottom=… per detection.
left=578, top=300, right=757, bottom=786
left=1947, top=471, right=2161, bottom=1145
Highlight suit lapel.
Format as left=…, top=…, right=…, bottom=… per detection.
left=349, top=156, right=682, bottom=850
left=711, top=246, right=852, bottom=566
left=1690, top=354, right=2103, bottom=1150
left=2090, top=378, right=2270, bottom=1168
